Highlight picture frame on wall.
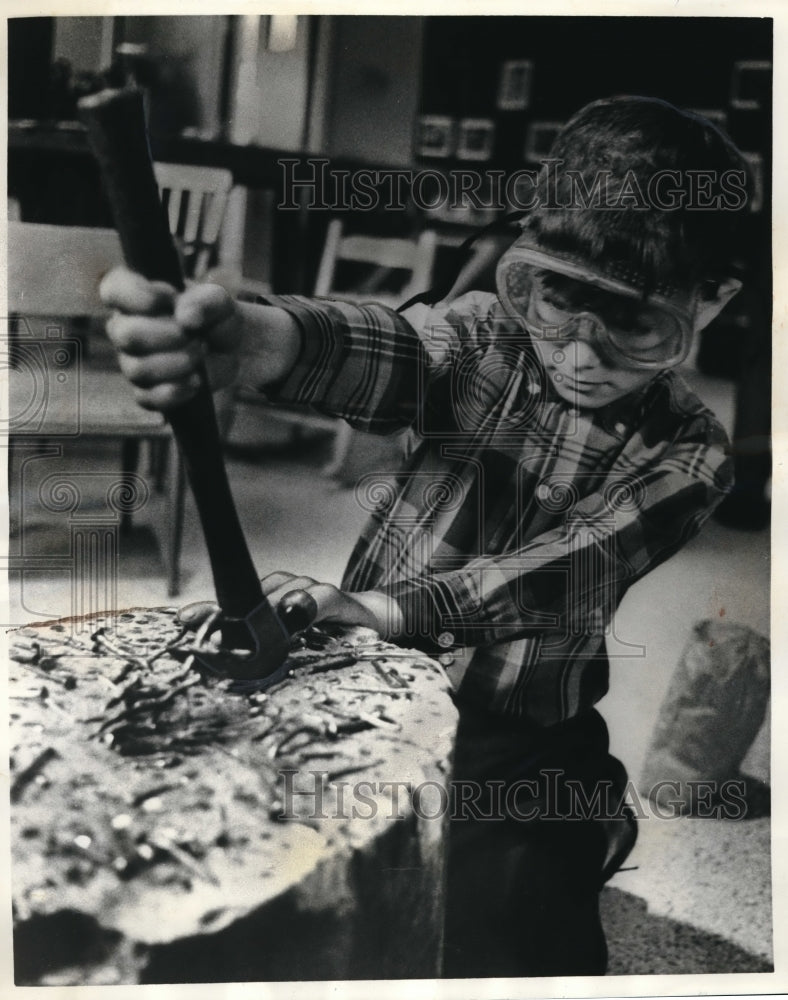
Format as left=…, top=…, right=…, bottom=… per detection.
left=730, top=59, right=772, bottom=110
left=742, top=151, right=765, bottom=212
left=457, top=118, right=496, bottom=161
left=523, top=120, right=564, bottom=162
left=415, top=115, right=455, bottom=158
left=497, top=58, right=534, bottom=110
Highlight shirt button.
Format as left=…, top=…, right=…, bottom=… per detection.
left=614, top=421, right=627, bottom=435
left=438, top=631, right=454, bottom=648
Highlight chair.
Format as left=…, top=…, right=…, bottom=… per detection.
left=318, top=221, right=437, bottom=476
left=153, top=162, right=238, bottom=441
left=153, top=162, right=234, bottom=279
left=7, top=221, right=185, bottom=596
left=314, top=218, right=438, bottom=306
left=231, top=220, right=437, bottom=477
left=8, top=165, right=237, bottom=595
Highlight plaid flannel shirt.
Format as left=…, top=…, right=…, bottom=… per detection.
left=261, top=290, right=733, bottom=725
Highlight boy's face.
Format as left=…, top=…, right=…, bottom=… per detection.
left=496, top=248, right=699, bottom=410
left=529, top=333, right=659, bottom=409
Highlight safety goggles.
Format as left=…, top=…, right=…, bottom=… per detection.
left=495, top=239, right=695, bottom=371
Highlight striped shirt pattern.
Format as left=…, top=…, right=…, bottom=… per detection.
left=262, top=291, right=733, bottom=726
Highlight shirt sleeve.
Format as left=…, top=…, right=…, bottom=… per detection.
left=255, top=291, right=498, bottom=434
left=383, top=416, right=734, bottom=651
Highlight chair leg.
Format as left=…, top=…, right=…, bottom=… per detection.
left=121, top=439, right=140, bottom=534
left=322, top=422, right=353, bottom=479
left=151, top=440, right=168, bottom=493
left=166, top=448, right=186, bottom=598
left=8, top=440, right=18, bottom=538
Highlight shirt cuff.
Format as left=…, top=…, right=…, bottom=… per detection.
left=385, top=574, right=502, bottom=652
left=253, top=294, right=347, bottom=405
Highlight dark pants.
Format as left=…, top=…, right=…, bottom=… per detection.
left=442, top=700, right=635, bottom=978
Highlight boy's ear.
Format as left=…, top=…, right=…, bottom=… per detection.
left=692, top=276, right=743, bottom=333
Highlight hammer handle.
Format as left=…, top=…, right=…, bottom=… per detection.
left=78, top=88, right=265, bottom=620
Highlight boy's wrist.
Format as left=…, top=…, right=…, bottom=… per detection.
left=353, top=591, right=404, bottom=642
left=236, top=300, right=302, bottom=390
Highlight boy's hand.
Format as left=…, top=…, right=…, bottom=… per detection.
left=260, top=572, right=390, bottom=634
left=177, top=572, right=401, bottom=640
left=100, top=266, right=242, bottom=411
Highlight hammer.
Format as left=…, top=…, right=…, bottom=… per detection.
left=78, top=87, right=314, bottom=681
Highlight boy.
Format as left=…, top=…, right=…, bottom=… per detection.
left=101, top=97, right=748, bottom=977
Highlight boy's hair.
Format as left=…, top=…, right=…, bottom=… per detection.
left=524, top=96, right=752, bottom=293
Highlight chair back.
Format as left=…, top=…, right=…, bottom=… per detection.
left=7, top=223, right=181, bottom=596
left=7, top=221, right=164, bottom=435
left=153, top=162, right=233, bottom=278
left=314, top=219, right=437, bottom=307
left=8, top=221, right=123, bottom=316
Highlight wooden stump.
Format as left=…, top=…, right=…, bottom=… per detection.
left=9, top=608, right=458, bottom=985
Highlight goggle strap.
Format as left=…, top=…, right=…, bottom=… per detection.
left=397, top=211, right=530, bottom=314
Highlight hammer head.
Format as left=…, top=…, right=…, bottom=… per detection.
left=209, top=602, right=293, bottom=682
left=179, top=591, right=320, bottom=687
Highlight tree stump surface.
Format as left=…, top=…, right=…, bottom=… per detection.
left=9, top=607, right=458, bottom=985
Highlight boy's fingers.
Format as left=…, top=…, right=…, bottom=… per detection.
left=176, top=583, right=356, bottom=637
left=132, top=377, right=201, bottom=411
left=175, top=283, right=237, bottom=334
left=285, top=583, right=343, bottom=620
left=177, top=600, right=220, bottom=628
left=276, top=584, right=373, bottom=631
left=265, top=576, right=318, bottom=607
left=106, top=313, right=193, bottom=355
left=277, top=589, right=320, bottom=631
left=100, top=266, right=177, bottom=315
left=118, top=346, right=204, bottom=388
left=260, top=571, right=299, bottom=596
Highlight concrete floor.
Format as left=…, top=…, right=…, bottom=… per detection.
left=600, top=371, right=773, bottom=973
left=6, top=368, right=773, bottom=977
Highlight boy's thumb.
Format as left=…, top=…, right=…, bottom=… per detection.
left=175, top=283, right=234, bottom=331
left=177, top=600, right=219, bottom=630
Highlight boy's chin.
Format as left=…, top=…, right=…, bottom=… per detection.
left=548, top=372, right=655, bottom=409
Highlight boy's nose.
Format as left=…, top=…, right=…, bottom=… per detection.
left=571, top=337, right=605, bottom=370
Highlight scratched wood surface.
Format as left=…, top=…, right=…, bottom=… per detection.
left=9, top=608, right=457, bottom=984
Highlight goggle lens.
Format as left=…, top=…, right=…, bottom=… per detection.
left=497, top=257, right=691, bottom=370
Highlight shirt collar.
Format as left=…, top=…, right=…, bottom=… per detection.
left=592, top=378, right=657, bottom=438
